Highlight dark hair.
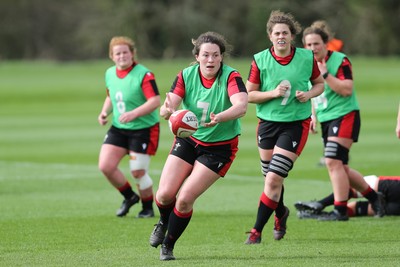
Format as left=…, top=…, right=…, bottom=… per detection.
left=266, top=10, right=302, bottom=36
left=191, top=31, right=232, bottom=58
left=302, top=20, right=331, bottom=45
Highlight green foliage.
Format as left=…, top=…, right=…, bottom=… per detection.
left=0, top=59, right=399, bottom=266
left=1, top=0, right=400, bottom=59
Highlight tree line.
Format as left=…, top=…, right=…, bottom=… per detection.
left=0, top=0, right=399, bottom=61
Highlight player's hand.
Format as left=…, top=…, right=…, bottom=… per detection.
left=161, top=93, right=176, bottom=120
left=119, top=111, right=135, bottom=124
left=98, top=111, right=108, bottom=125
left=317, top=58, right=327, bottom=75
left=295, top=90, right=309, bottom=103
left=203, top=112, right=219, bottom=127
left=273, top=84, right=289, bottom=98
left=310, top=116, right=318, bottom=134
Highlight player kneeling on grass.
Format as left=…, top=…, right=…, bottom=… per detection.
left=295, top=175, right=400, bottom=219
left=98, top=36, right=160, bottom=218
left=149, top=31, right=248, bottom=261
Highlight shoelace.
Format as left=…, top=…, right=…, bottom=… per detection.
left=274, top=215, right=286, bottom=231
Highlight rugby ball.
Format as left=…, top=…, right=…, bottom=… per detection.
left=168, top=110, right=198, bottom=138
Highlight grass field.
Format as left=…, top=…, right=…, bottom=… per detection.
left=1, top=58, right=399, bottom=266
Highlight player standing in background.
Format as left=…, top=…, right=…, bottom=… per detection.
left=98, top=36, right=160, bottom=218
left=149, top=31, right=248, bottom=260
left=244, top=10, right=324, bottom=245
left=295, top=174, right=400, bottom=217
left=303, top=21, right=385, bottom=221
left=311, top=21, right=343, bottom=167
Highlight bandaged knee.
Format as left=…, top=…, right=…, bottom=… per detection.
left=129, top=152, right=150, bottom=171
left=135, top=173, right=153, bottom=190
left=129, top=152, right=152, bottom=190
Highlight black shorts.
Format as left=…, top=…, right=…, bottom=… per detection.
left=169, top=137, right=238, bottom=177
left=378, top=179, right=400, bottom=215
left=103, top=124, right=159, bottom=155
left=321, top=110, right=360, bottom=144
left=257, top=118, right=311, bottom=156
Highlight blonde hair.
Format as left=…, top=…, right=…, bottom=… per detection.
left=108, top=36, right=136, bottom=60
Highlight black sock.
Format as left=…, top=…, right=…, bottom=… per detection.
left=275, top=186, right=285, bottom=218
left=319, top=189, right=355, bottom=208
left=362, top=187, right=378, bottom=203
left=334, top=201, right=348, bottom=216
left=319, top=193, right=334, bottom=207
left=254, top=202, right=274, bottom=232
left=254, top=194, right=275, bottom=233
left=120, top=186, right=135, bottom=199
left=156, top=200, right=175, bottom=225
left=142, top=196, right=153, bottom=210
left=163, top=209, right=192, bottom=249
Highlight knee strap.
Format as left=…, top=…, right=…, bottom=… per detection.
left=324, top=141, right=349, bottom=164
left=260, top=160, right=270, bottom=177
left=268, top=153, right=293, bottom=178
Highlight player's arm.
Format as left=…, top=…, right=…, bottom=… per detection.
left=136, top=72, right=161, bottom=116
left=307, top=58, right=325, bottom=98
left=98, top=91, right=113, bottom=125
left=130, top=95, right=160, bottom=117
left=321, top=57, right=353, bottom=96
left=205, top=72, right=248, bottom=127
left=308, top=77, right=324, bottom=99
left=246, top=60, right=288, bottom=103
left=160, top=72, right=184, bottom=120
left=296, top=59, right=324, bottom=102
left=226, top=91, right=248, bottom=119
left=119, top=73, right=161, bottom=123
left=160, top=93, right=182, bottom=120
left=310, top=103, right=318, bottom=134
